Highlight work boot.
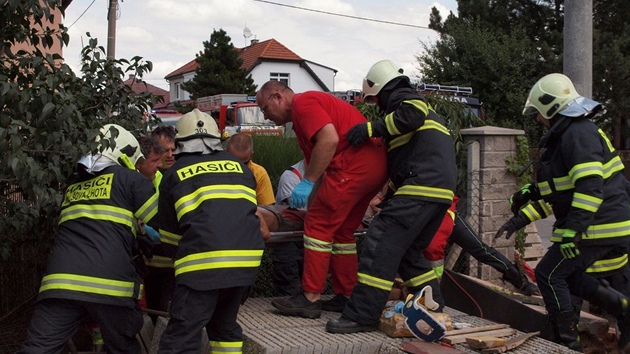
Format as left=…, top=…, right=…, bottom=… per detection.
left=502, top=263, right=540, bottom=296
left=550, top=311, right=583, bottom=352
left=271, top=293, right=321, bottom=319
left=325, top=315, right=378, bottom=334
left=321, top=294, right=349, bottom=312
left=588, top=281, right=630, bottom=327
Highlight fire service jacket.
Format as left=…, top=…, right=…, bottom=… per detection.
left=373, top=88, right=456, bottom=205
left=157, top=151, right=265, bottom=291
left=535, top=116, right=630, bottom=245
left=38, top=165, right=157, bottom=306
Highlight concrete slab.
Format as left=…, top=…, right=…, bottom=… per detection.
left=238, top=296, right=580, bottom=354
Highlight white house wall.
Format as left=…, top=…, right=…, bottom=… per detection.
left=168, top=61, right=337, bottom=102
left=305, top=61, right=336, bottom=91
left=249, top=62, right=331, bottom=93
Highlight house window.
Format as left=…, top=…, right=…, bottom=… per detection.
left=175, top=83, right=181, bottom=100
left=270, top=73, right=289, bottom=86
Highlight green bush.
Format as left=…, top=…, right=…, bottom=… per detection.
left=251, top=135, right=303, bottom=193
left=247, top=135, right=302, bottom=297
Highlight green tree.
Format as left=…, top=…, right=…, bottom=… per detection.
left=423, top=0, right=630, bottom=148
left=1, top=0, right=161, bottom=259
left=182, top=29, right=257, bottom=99
left=420, top=1, right=565, bottom=144
left=592, top=0, right=630, bottom=148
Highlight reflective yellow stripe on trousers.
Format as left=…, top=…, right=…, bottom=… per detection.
left=39, top=273, right=136, bottom=298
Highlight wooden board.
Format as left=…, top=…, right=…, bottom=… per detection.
left=445, top=323, right=509, bottom=337
left=401, top=340, right=464, bottom=354
left=482, top=331, right=540, bottom=353
left=441, top=269, right=555, bottom=340
left=442, top=328, right=516, bottom=344
left=465, top=336, right=507, bottom=349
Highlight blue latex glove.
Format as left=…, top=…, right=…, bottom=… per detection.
left=290, top=178, right=315, bottom=209
left=144, top=224, right=161, bottom=243
left=559, top=229, right=580, bottom=259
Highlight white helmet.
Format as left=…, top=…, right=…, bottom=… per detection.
left=362, top=59, right=407, bottom=100
left=523, top=73, right=581, bottom=120
left=175, top=109, right=221, bottom=141
left=96, top=124, right=143, bottom=169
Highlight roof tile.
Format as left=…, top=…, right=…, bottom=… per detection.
left=165, top=38, right=303, bottom=79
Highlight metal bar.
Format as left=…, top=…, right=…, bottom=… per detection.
left=266, top=229, right=367, bottom=243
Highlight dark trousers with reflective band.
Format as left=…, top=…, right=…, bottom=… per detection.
left=535, top=242, right=623, bottom=315
left=19, top=298, right=142, bottom=354
left=158, top=285, right=246, bottom=354
left=270, top=241, right=304, bottom=296
left=343, top=197, right=449, bottom=324
left=451, top=215, right=514, bottom=273
left=144, top=265, right=175, bottom=314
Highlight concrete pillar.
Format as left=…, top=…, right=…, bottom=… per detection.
left=461, top=126, right=526, bottom=280
left=564, top=0, right=593, bottom=98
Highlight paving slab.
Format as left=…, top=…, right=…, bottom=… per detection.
left=238, top=296, right=580, bottom=354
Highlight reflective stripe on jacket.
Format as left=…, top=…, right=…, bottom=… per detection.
left=39, top=165, right=156, bottom=306
left=158, top=152, right=265, bottom=291
left=373, top=88, right=456, bottom=205
left=536, top=117, right=630, bottom=245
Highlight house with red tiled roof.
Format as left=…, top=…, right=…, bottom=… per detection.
left=123, top=75, right=170, bottom=109
left=164, top=38, right=337, bottom=105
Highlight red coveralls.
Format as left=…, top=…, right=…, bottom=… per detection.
left=423, top=196, right=459, bottom=262
left=291, top=92, right=388, bottom=296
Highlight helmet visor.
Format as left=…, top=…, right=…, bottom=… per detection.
left=522, top=104, right=539, bottom=117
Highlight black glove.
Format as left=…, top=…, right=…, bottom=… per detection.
left=509, top=183, right=536, bottom=216
left=495, top=214, right=530, bottom=240
left=346, top=122, right=372, bottom=146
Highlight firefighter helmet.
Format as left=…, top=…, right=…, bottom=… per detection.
left=362, top=59, right=406, bottom=100
left=523, top=73, right=581, bottom=120
left=175, top=108, right=221, bottom=141
left=96, top=124, right=144, bottom=169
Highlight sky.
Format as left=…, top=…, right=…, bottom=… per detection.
left=62, top=0, right=457, bottom=93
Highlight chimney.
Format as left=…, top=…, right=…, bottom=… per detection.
left=251, top=39, right=259, bottom=45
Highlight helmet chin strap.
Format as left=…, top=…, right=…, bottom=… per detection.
left=118, top=154, right=136, bottom=170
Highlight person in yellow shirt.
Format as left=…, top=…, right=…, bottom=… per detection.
left=226, top=133, right=275, bottom=205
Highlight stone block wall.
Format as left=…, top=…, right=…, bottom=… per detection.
left=460, top=126, right=543, bottom=281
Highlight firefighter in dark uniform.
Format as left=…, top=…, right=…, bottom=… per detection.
left=499, top=198, right=630, bottom=349
left=157, top=109, right=265, bottom=353
left=496, top=73, right=630, bottom=351
left=19, top=124, right=157, bottom=354
left=326, top=59, right=457, bottom=334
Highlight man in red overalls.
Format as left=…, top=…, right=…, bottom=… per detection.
left=256, top=81, right=388, bottom=318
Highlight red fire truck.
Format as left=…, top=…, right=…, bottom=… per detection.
left=196, top=94, right=283, bottom=137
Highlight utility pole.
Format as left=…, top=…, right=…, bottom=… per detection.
left=563, top=0, right=592, bottom=98
left=107, top=0, right=117, bottom=59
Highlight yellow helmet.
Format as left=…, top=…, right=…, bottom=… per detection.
left=96, top=124, right=143, bottom=169
left=523, top=73, right=581, bottom=120
left=175, top=108, right=221, bottom=141
left=362, top=59, right=406, bottom=100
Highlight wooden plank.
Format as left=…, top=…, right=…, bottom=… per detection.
left=137, top=315, right=154, bottom=354
left=401, top=341, right=464, bottom=354
left=482, top=331, right=540, bottom=353
left=442, top=328, right=516, bottom=344
left=465, top=336, right=507, bottom=349
left=444, top=323, right=509, bottom=337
